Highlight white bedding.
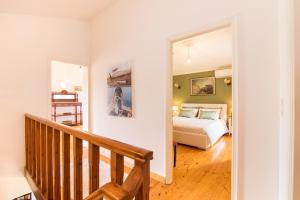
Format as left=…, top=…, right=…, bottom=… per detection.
left=173, top=116, right=228, bottom=147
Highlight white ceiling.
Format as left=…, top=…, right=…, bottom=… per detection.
left=173, top=26, right=232, bottom=75
left=0, top=0, right=117, bottom=20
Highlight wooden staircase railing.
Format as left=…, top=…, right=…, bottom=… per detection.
left=24, top=114, right=153, bottom=200
left=13, top=193, right=32, bottom=200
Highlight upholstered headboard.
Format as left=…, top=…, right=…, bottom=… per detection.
left=180, top=103, right=227, bottom=122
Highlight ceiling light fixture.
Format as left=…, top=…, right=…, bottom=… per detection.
left=183, top=41, right=193, bottom=64
left=186, top=58, right=192, bottom=64
left=186, top=46, right=192, bottom=63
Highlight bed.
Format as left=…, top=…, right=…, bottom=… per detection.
left=173, top=103, right=228, bottom=149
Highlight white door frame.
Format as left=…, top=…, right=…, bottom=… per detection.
left=166, top=9, right=295, bottom=200
left=165, top=16, right=239, bottom=200
left=278, top=0, right=295, bottom=199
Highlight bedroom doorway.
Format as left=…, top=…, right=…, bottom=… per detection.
left=50, top=60, right=89, bottom=131
left=163, top=20, right=238, bottom=200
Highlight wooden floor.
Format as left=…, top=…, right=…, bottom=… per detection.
left=73, top=125, right=231, bottom=199
left=150, top=135, right=232, bottom=200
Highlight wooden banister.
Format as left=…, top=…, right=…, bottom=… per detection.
left=25, top=114, right=153, bottom=161
left=83, top=188, right=103, bottom=200
left=24, top=114, right=153, bottom=200
left=122, top=166, right=143, bottom=198
left=96, top=167, right=143, bottom=200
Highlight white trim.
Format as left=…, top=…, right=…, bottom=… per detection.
left=88, top=64, right=93, bottom=132
left=278, top=0, right=295, bottom=199
left=165, top=16, right=239, bottom=200
left=231, top=16, right=239, bottom=200
left=47, top=59, right=53, bottom=119
left=165, top=36, right=174, bottom=184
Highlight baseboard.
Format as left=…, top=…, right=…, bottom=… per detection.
left=123, top=158, right=166, bottom=183
left=100, top=154, right=165, bottom=183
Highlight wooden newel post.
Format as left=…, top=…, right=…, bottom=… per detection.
left=135, top=160, right=150, bottom=200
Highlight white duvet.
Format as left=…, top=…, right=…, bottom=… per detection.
left=173, top=116, right=228, bottom=145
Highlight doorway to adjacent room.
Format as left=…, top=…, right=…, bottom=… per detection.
left=50, top=60, right=89, bottom=131
left=164, top=20, right=238, bottom=200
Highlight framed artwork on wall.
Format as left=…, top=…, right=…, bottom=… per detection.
left=190, top=77, right=216, bottom=95
left=107, top=61, right=133, bottom=118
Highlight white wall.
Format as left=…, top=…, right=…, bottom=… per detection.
left=0, top=14, right=90, bottom=177
left=294, top=0, right=300, bottom=198
left=0, top=173, right=32, bottom=200
left=90, top=0, right=281, bottom=200
left=51, top=61, right=85, bottom=92
left=51, top=61, right=89, bottom=130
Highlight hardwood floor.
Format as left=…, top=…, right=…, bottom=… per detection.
left=73, top=127, right=231, bottom=199
left=150, top=135, right=232, bottom=200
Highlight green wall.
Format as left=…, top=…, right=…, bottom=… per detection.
left=173, top=71, right=232, bottom=116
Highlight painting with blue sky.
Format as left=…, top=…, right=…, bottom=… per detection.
left=107, top=61, right=132, bottom=118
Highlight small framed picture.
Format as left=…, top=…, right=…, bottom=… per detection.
left=190, top=77, right=216, bottom=95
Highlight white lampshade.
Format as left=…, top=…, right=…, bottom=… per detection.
left=172, top=106, right=179, bottom=111
left=60, top=82, right=67, bottom=90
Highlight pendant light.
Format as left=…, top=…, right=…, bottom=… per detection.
left=186, top=46, right=192, bottom=63
left=183, top=40, right=193, bottom=64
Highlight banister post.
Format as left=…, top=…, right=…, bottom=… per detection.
left=111, top=152, right=124, bottom=185
left=40, top=124, right=47, bottom=195
left=62, top=133, right=71, bottom=200
left=74, top=137, right=83, bottom=200
left=135, top=160, right=150, bottom=200
left=31, top=120, right=36, bottom=179
left=53, top=129, right=61, bottom=199
left=46, top=126, right=54, bottom=200
left=25, top=117, right=29, bottom=171
left=27, top=118, right=32, bottom=174
left=35, top=122, right=41, bottom=186
left=89, top=142, right=100, bottom=194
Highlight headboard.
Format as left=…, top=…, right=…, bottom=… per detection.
left=180, top=103, right=227, bottom=122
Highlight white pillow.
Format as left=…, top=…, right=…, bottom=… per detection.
left=198, top=110, right=219, bottom=120
left=180, top=108, right=199, bottom=118
left=198, top=108, right=221, bottom=119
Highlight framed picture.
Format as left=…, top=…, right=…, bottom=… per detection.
left=107, top=61, right=133, bottom=118
left=190, top=77, right=215, bottom=95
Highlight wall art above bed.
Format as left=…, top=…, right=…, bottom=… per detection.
left=190, top=77, right=215, bottom=96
